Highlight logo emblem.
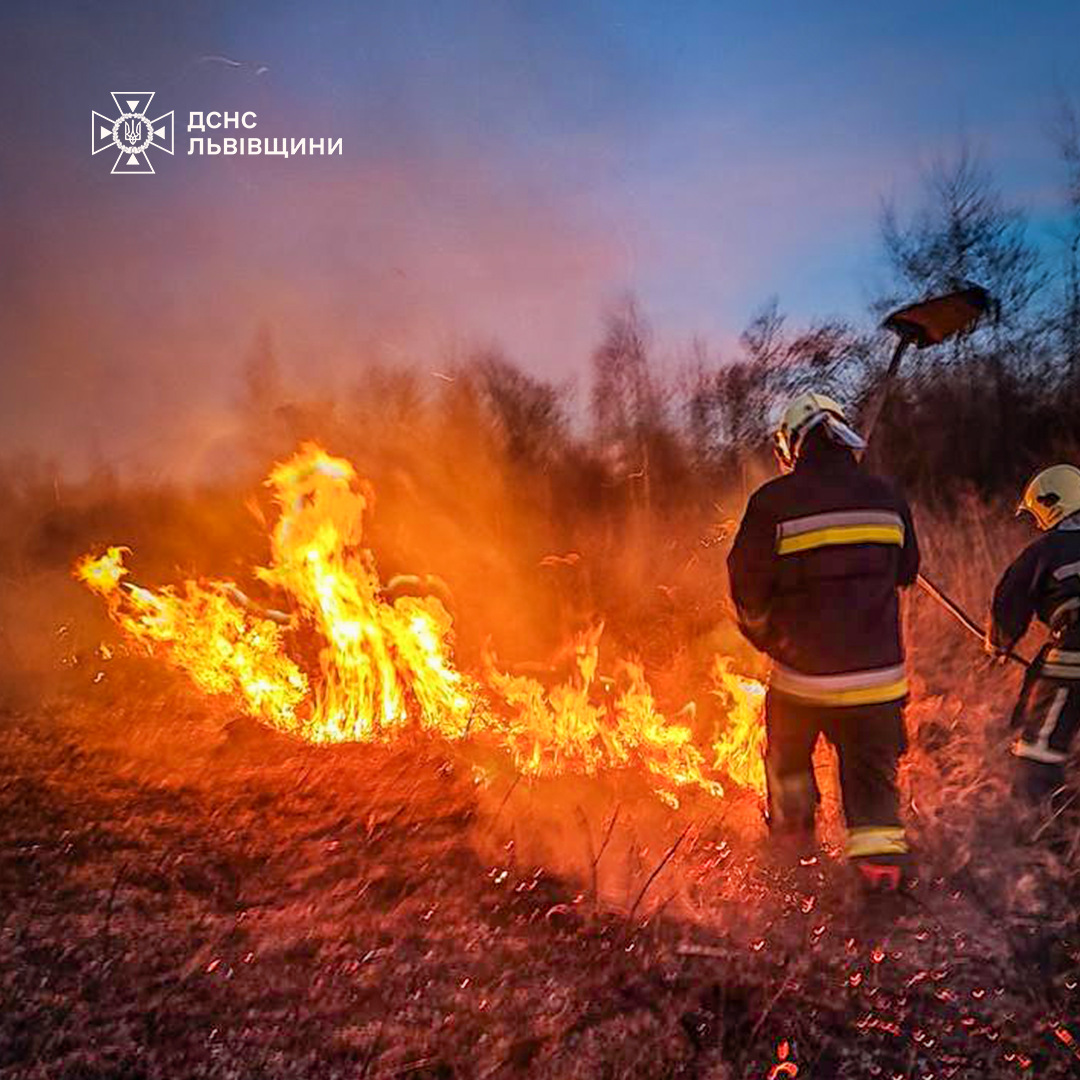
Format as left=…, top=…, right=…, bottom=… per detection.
left=91, top=93, right=174, bottom=174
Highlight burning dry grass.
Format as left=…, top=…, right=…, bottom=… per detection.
left=72, top=444, right=764, bottom=809
left=4, top=634, right=1080, bottom=1078
left=3, top=451, right=1080, bottom=1077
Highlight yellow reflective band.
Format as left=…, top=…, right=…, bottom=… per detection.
left=777, top=524, right=904, bottom=555
left=847, top=826, right=908, bottom=858
left=770, top=662, right=908, bottom=706
left=772, top=677, right=908, bottom=707
left=812, top=678, right=908, bottom=706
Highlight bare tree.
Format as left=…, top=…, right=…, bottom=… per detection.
left=880, top=142, right=1044, bottom=343
left=590, top=295, right=667, bottom=506
left=472, top=347, right=568, bottom=466
left=739, top=296, right=786, bottom=368
left=590, top=294, right=661, bottom=447
left=684, top=302, right=783, bottom=472
left=783, top=318, right=875, bottom=406
left=1050, top=90, right=1080, bottom=379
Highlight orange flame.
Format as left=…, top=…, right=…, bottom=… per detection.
left=710, top=656, right=766, bottom=791
left=484, top=624, right=725, bottom=805
left=76, top=444, right=765, bottom=801
left=75, top=544, right=310, bottom=730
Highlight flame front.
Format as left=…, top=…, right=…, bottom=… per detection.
left=76, top=444, right=765, bottom=802
left=485, top=624, right=724, bottom=805
left=255, top=447, right=475, bottom=742
left=75, top=545, right=310, bottom=729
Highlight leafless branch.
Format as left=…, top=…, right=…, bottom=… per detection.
left=627, top=823, right=690, bottom=925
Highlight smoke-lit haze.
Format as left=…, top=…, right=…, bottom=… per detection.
left=2, top=0, right=1079, bottom=475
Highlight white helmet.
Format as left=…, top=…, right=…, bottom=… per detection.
left=773, top=391, right=865, bottom=470
left=1017, top=464, right=1080, bottom=531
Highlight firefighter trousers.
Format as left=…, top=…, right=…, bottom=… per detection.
left=1012, top=662, right=1080, bottom=803
left=764, top=690, right=908, bottom=859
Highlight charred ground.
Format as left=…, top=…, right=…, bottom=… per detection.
left=2, top=524, right=1080, bottom=1079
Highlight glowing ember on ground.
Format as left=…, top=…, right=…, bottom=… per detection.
left=76, top=443, right=764, bottom=801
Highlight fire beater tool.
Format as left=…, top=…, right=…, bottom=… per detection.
left=862, top=283, right=996, bottom=439
left=914, top=572, right=1030, bottom=668
left=862, top=284, right=1031, bottom=667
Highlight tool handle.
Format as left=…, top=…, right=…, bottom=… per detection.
left=861, top=337, right=911, bottom=449
left=915, top=572, right=1030, bottom=668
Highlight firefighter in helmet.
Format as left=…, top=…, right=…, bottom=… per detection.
left=987, top=465, right=1080, bottom=806
left=728, top=391, right=920, bottom=890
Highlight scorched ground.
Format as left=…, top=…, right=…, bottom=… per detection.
left=2, top=446, right=1080, bottom=1078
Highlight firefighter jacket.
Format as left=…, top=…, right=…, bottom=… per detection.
left=990, top=512, right=1080, bottom=664
left=727, top=439, right=920, bottom=706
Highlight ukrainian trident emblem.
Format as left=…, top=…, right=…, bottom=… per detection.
left=92, top=93, right=174, bottom=174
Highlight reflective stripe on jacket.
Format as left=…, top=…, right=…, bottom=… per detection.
left=770, top=661, right=908, bottom=706
left=1040, top=648, right=1080, bottom=680
left=775, top=509, right=906, bottom=555
left=727, top=437, right=920, bottom=702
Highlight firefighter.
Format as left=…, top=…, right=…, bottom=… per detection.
left=728, top=391, right=920, bottom=891
left=987, top=465, right=1080, bottom=806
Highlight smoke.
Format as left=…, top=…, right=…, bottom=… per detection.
left=0, top=147, right=632, bottom=477
left=0, top=0, right=650, bottom=478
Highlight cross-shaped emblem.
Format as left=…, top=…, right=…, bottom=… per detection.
left=91, top=92, right=174, bottom=175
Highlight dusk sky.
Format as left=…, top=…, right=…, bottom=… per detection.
left=2, top=1, right=1079, bottom=475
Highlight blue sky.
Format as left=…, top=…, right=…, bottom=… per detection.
left=2, top=0, right=1079, bottom=471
